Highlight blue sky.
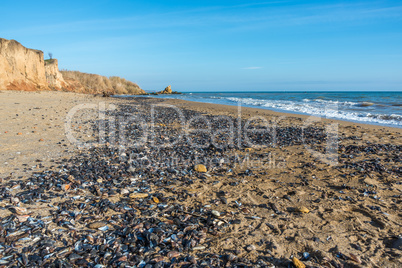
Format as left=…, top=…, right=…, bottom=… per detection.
left=1, top=0, right=401, bottom=91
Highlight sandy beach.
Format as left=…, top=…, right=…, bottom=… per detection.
left=0, top=90, right=401, bottom=267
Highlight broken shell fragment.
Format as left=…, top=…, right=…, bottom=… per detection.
left=296, top=206, right=310, bottom=213
left=129, top=192, right=149, bottom=199
left=292, top=257, right=306, bottom=268
left=194, top=164, right=207, bottom=173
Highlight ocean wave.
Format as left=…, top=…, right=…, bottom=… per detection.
left=313, top=98, right=359, bottom=106
left=369, top=113, right=402, bottom=121
left=224, top=97, right=401, bottom=126
left=148, top=93, right=401, bottom=127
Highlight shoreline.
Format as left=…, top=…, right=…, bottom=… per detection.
left=159, top=97, right=402, bottom=133
left=141, top=92, right=402, bottom=129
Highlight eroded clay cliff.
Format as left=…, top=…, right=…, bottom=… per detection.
left=44, top=59, right=68, bottom=89
left=0, top=38, right=49, bottom=91
left=0, top=37, right=146, bottom=95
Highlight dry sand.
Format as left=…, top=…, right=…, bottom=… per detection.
left=0, top=90, right=401, bottom=267
left=0, top=90, right=110, bottom=178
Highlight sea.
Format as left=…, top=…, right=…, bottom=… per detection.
left=129, top=91, right=402, bottom=128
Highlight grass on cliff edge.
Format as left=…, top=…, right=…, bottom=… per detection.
left=60, top=70, right=144, bottom=95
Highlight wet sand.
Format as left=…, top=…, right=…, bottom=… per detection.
left=0, top=90, right=401, bottom=267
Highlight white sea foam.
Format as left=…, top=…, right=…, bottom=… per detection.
left=144, top=92, right=402, bottom=127
left=223, top=97, right=401, bottom=127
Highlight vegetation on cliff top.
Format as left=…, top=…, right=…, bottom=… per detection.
left=60, top=70, right=146, bottom=95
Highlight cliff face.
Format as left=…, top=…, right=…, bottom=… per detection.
left=0, top=38, right=49, bottom=91
left=44, top=59, right=68, bottom=89
left=0, top=37, right=145, bottom=95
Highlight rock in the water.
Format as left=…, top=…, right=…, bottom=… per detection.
left=194, top=164, right=207, bottom=173
left=159, top=85, right=172, bottom=94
